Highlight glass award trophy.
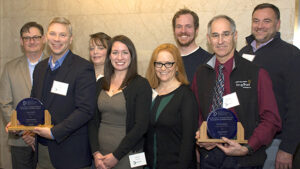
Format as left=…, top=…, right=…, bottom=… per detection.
left=197, top=108, right=247, bottom=143
left=7, top=98, right=53, bottom=131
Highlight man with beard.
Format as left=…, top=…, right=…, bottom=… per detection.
left=172, top=8, right=211, bottom=83
left=239, top=3, right=300, bottom=169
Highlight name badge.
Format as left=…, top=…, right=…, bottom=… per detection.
left=223, top=92, right=240, bottom=109
left=129, top=152, right=147, bottom=168
left=51, top=80, right=69, bottom=96
left=242, top=53, right=255, bottom=62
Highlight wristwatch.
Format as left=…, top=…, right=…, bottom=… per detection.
left=244, top=144, right=254, bottom=155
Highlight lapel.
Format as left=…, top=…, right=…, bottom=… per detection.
left=19, top=55, right=32, bottom=92
left=44, top=51, right=75, bottom=108
left=32, top=54, right=48, bottom=98
left=35, top=60, right=48, bottom=100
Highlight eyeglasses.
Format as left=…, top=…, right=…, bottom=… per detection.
left=22, top=36, right=42, bottom=42
left=210, top=31, right=234, bottom=40
left=154, top=62, right=175, bottom=68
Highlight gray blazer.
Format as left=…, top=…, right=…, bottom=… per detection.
left=0, top=54, right=46, bottom=146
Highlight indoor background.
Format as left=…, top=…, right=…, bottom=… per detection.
left=0, top=0, right=297, bottom=168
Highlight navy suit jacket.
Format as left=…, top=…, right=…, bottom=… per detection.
left=31, top=51, right=96, bottom=169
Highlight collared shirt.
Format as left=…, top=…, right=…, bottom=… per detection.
left=250, top=38, right=273, bottom=52
left=214, top=57, right=235, bottom=114
left=27, top=53, right=43, bottom=83
left=47, top=50, right=69, bottom=139
left=48, top=50, right=69, bottom=71
left=214, top=57, right=234, bottom=98
left=192, top=55, right=281, bottom=151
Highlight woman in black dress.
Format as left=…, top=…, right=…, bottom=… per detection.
left=145, top=43, right=198, bottom=169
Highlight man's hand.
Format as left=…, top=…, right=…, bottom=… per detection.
left=22, top=131, right=35, bottom=151
left=5, top=122, right=21, bottom=135
left=276, top=150, right=293, bottom=169
left=33, top=127, right=53, bottom=140
left=5, top=122, right=11, bottom=133
left=195, top=130, right=217, bottom=150
left=216, top=137, right=248, bottom=156
left=102, top=153, right=118, bottom=169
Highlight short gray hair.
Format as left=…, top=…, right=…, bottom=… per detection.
left=207, top=15, right=236, bottom=35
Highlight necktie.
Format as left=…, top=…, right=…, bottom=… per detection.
left=212, top=64, right=224, bottom=111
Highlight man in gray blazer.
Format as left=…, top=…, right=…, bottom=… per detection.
left=0, top=22, right=46, bottom=169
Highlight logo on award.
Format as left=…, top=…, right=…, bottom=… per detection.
left=7, top=98, right=53, bottom=131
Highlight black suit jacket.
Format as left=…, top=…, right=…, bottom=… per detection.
left=31, top=51, right=96, bottom=169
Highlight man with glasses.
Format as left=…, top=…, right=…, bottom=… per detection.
left=239, top=3, right=300, bottom=169
left=192, top=15, right=281, bottom=168
left=0, top=21, right=46, bottom=169
left=172, top=8, right=211, bottom=83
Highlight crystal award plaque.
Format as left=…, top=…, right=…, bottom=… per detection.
left=7, top=98, right=53, bottom=131
left=197, top=108, right=247, bottom=143
left=16, top=98, right=45, bottom=126
left=207, top=108, right=238, bottom=139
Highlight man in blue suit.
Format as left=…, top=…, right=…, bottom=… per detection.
left=31, top=17, right=96, bottom=169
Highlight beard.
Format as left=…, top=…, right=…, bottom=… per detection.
left=253, top=29, right=277, bottom=45
left=175, top=33, right=196, bottom=47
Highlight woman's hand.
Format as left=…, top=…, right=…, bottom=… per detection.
left=93, top=152, right=107, bottom=169
left=102, top=153, right=118, bottom=169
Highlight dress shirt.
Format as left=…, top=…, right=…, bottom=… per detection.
left=48, top=50, right=69, bottom=71
left=199, top=56, right=281, bottom=151
left=250, top=38, right=273, bottom=52
left=27, top=53, right=43, bottom=83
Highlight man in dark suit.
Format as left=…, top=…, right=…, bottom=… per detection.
left=31, top=17, right=96, bottom=169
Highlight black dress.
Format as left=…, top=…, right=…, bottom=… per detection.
left=145, top=85, right=198, bottom=169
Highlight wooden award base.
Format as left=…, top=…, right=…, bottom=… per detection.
left=197, top=121, right=248, bottom=144
left=7, top=110, right=53, bottom=131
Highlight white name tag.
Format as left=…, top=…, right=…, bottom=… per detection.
left=223, top=92, right=240, bottom=109
left=129, top=152, right=147, bottom=168
left=242, top=53, right=255, bottom=62
left=51, top=80, right=69, bottom=96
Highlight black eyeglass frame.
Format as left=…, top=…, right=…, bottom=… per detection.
left=154, top=61, right=175, bottom=68
left=22, top=36, right=42, bottom=42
